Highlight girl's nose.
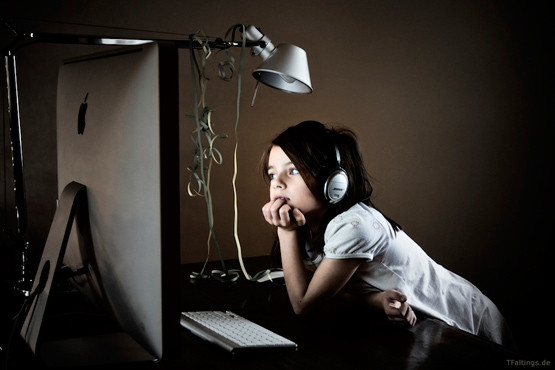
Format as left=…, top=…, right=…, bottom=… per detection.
left=273, top=176, right=285, bottom=189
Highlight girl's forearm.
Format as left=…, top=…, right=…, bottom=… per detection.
left=278, top=228, right=311, bottom=315
left=340, top=290, right=385, bottom=310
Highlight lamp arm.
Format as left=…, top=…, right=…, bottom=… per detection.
left=243, top=25, right=275, bottom=60
left=3, top=31, right=265, bottom=55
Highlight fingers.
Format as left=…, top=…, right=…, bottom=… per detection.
left=262, top=198, right=289, bottom=225
left=262, top=199, right=305, bottom=230
left=406, top=306, right=417, bottom=326
left=383, top=290, right=417, bottom=327
left=291, top=208, right=306, bottom=227
left=384, top=289, right=407, bottom=304
left=386, top=301, right=417, bottom=327
left=273, top=200, right=293, bottom=224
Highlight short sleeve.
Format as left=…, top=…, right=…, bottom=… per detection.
left=323, top=209, right=388, bottom=260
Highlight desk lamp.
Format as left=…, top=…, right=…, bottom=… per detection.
left=245, top=25, right=312, bottom=94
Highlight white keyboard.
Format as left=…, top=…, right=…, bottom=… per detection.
left=180, top=311, right=297, bottom=353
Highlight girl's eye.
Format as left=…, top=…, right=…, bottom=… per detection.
left=290, top=168, right=299, bottom=175
left=268, top=173, right=277, bottom=180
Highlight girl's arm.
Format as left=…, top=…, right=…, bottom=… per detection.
left=279, top=227, right=416, bottom=327
left=340, top=289, right=417, bottom=327
left=262, top=200, right=363, bottom=316
left=262, top=200, right=416, bottom=325
left=277, top=227, right=362, bottom=316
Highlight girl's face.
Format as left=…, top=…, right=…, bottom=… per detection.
left=267, top=145, right=326, bottom=227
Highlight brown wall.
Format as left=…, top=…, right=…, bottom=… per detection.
left=1, top=0, right=552, bottom=357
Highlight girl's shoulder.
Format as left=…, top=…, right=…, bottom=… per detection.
left=329, top=203, right=385, bottom=228
left=323, top=203, right=391, bottom=258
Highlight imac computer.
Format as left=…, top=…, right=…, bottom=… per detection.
left=19, top=41, right=180, bottom=366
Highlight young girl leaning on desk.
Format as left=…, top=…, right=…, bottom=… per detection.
left=261, top=120, right=514, bottom=348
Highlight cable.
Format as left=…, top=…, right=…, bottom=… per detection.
left=188, top=34, right=229, bottom=281
left=229, top=25, right=250, bottom=280
left=2, top=60, right=7, bottom=231
left=228, top=25, right=274, bottom=283
left=4, top=292, right=35, bottom=370
left=186, top=24, right=278, bottom=284
left=3, top=259, right=51, bottom=370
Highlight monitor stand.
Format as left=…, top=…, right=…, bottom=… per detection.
left=19, top=181, right=156, bottom=367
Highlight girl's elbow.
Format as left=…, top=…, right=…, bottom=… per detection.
left=292, top=304, right=311, bottom=317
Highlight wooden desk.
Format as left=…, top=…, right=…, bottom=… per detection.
left=3, top=257, right=525, bottom=369
left=172, top=257, right=523, bottom=370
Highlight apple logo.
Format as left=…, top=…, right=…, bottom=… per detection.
left=78, top=93, right=88, bottom=135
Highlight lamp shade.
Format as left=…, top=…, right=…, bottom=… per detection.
left=252, top=43, right=312, bottom=94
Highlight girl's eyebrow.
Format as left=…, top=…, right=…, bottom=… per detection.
left=267, top=161, right=293, bottom=171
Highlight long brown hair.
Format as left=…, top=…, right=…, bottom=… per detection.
left=261, top=121, right=401, bottom=259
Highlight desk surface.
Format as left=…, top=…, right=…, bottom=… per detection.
left=3, top=256, right=525, bottom=369
left=174, top=257, right=523, bottom=370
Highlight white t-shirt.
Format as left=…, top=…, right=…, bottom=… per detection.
left=303, top=202, right=512, bottom=346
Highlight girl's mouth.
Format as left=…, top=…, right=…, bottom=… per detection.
left=274, top=196, right=290, bottom=201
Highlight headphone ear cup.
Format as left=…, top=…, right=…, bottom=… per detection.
left=323, top=168, right=349, bottom=203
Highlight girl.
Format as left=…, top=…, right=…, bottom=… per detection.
left=261, top=120, right=514, bottom=347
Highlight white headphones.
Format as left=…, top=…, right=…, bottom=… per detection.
left=323, top=134, right=349, bottom=204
